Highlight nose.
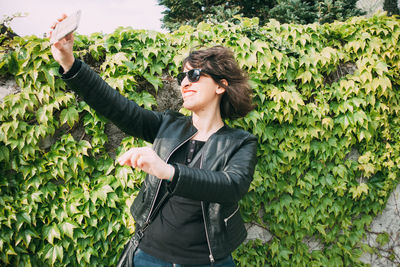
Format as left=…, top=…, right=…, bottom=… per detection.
left=180, top=76, right=191, bottom=88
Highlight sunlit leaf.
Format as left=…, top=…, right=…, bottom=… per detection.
left=60, top=107, right=79, bottom=127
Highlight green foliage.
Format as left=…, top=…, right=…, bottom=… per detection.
left=157, top=0, right=365, bottom=31
left=376, top=232, right=390, bottom=247
left=1, top=13, right=400, bottom=266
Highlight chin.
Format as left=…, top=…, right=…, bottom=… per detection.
left=183, top=106, right=194, bottom=113
left=182, top=101, right=194, bottom=110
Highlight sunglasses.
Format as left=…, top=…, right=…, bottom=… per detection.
left=177, top=69, right=207, bottom=86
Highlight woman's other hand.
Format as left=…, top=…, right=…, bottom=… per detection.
left=49, top=14, right=75, bottom=73
left=118, top=147, right=175, bottom=181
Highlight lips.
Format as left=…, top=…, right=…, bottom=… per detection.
left=182, top=89, right=197, bottom=98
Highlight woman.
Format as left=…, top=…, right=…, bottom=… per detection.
left=51, top=15, right=257, bottom=267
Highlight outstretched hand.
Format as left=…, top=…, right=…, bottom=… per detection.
left=49, top=14, right=75, bottom=72
left=118, top=147, right=175, bottom=181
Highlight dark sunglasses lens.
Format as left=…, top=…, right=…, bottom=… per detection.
left=177, top=73, right=186, bottom=85
left=177, top=69, right=202, bottom=85
left=188, top=69, right=201, bottom=83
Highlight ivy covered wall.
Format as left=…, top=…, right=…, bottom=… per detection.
left=0, top=13, right=399, bottom=266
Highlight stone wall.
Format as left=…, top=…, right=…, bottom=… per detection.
left=0, top=78, right=19, bottom=102
left=359, top=184, right=400, bottom=266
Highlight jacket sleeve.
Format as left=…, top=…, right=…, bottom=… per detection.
left=62, top=59, right=163, bottom=143
left=170, top=134, right=258, bottom=203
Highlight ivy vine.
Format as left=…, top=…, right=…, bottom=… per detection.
left=0, top=13, right=399, bottom=266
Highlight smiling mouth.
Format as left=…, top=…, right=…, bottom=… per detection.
left=182, top=90, right=196, bottom=98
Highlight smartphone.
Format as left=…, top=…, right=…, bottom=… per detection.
left=50, top=10, right=81, bottom=44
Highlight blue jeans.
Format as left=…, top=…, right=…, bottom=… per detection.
left=134, top=248, right=236, bottom=267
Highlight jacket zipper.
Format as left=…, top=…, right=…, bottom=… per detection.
left=201, top=202, right=215, bottom=266
left=224, top=205, right=240, bottom=227
left=143, top=133, right=197, bottom=227
left=199, top=151, right=216, bottom=266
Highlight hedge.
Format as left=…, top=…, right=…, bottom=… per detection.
left=0, top=12, right=399, bottom=266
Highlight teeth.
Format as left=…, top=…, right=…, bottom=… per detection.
left=183, top=91, right=196, bottom=98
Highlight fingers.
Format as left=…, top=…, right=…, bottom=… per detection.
left=48, top=22, right=56, bottom=39
left=117, top=149, right=134, bottom=166
left=58, top=14, right=67, bottom=22
left=52, top=32, right=74, bottom=47
left=117, top=147, right=172, bottom=180
left=117, top=147, right=156, bottom=170
left=51, top=14, right=67, bottom=30
left=117, top=148, right=143, bottom=168
left=130, top=151, right=141, bottom=168
left=49, top=13, right=68, bottom=39
left=53, top=41, right=62, bottom=49
left=136, top=155, right=145, bottom=169
left=64, top=32, right=74, bottom=41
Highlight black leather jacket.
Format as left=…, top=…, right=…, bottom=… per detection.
left=63, top=60, right=258, bottom=263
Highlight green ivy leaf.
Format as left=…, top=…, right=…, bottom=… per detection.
left=0, top=146, right=10, bottom=162
left=376, top=232, right=390, bottom=247
left=43, top=223, right=61, bottom=245
left=115, top=166, right=134, bottom=188
left=60, top=220, right=78, bottom=239
left=349, top=183, right=369, bottom=199
left=60, top=107, right=79, bottom=127
left=22, top=229, right=39, bottom=247
left=44, top=244, right=63, bottom=266
left=143, top=73, right=163, bottom=92
left=43, top=68, right=55, bottom=88
left=8, top=52, right=21, bottom=75
left=91, top=184, right=114, bottom=204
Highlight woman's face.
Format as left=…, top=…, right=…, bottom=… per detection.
left=180, top=64, right=225, bottom=113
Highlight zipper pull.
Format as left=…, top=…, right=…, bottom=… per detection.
left=209, top=254, right=215, bottom=266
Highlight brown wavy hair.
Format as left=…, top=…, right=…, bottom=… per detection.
left=182, top=46, right=254, bottom=119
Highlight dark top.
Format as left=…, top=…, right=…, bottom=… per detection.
left=139, top=139, right=210, bottom=265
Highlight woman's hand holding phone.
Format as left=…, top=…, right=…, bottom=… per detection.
left=49, top=14, right=76, bottom=73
